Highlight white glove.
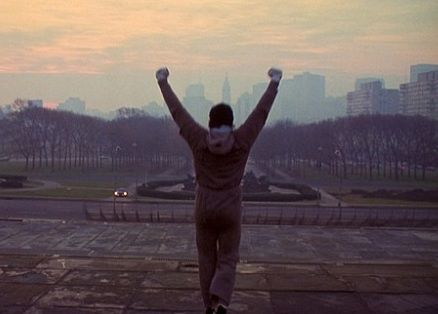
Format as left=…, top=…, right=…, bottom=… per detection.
left=268, top=68, right=282, bottom=82
left=156, top=67, right=169, bottom=82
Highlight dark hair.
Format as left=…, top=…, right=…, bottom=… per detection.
left=209, top=103, right=233, bottom=128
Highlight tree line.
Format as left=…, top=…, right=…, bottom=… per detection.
left=252, top=114, right=437, bottom=180
left=0, top=103, right=190, bottom=172
left=1, top=103, right=437, bottom=181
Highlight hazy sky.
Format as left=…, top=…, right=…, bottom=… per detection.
left=1, top=0, right=437, bottom=110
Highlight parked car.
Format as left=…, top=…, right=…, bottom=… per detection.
left=114, top=188, right=128, bottom=197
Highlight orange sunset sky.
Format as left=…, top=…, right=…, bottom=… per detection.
left=0, top=0, right=437, bottom=110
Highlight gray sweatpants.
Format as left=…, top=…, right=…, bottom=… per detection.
left=195, top=185, right=242, bottom=307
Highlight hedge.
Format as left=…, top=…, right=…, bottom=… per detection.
left=0, top=180, right=24, bottom=188
left=137, top=180, right=320, bottom=202
left=0, top=175, right=27, bottom=182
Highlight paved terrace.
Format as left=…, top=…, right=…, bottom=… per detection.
left=0, top=219, right=437, bottom=313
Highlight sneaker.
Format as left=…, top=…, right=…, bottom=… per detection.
left=216, top=305, right=227, bottom=314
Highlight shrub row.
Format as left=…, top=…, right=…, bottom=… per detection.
left=0, top=175, right=27, bottom=182
left=144, top=179, right=185, bottom=189
left=0, top=174, right=27, bottom=189
left=269, top=181, right=320, bottom=200
left=137, top=186, right=194, bottom=200
left=351, top=189, right=438, bottom=203
left=0, top=180, right=23, bottom=188
left=138, top=180, right=320, bottom=202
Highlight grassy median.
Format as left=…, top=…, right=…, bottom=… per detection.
left=0, top=187, right=113, bottom=199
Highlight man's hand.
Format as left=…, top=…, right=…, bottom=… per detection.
left=156, top=67, right=169, bottom=82
left=268, top=68, right=282, bottom=83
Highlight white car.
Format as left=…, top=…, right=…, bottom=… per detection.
left=114, top=188, right=128, bottom=198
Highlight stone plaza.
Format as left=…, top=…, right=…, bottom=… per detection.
left=0, top=219, right=437, bottom=313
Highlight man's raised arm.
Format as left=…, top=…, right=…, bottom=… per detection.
left=156, top=68, right=206, bottom=148
left=236, top=68, right=282, bottom=147
left=156, top=67, right=198, bottom=131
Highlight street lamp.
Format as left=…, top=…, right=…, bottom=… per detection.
left=132, top=142, right=138, bottom=199
left=132, top=142, right=137, bottom=165
left=317, top=146, right=323, bottom=170
left=334, top=149, right=343, bottom=209
left=334, top=149, right=342, bottom=193
left=113, top=145, right=122, bottom=219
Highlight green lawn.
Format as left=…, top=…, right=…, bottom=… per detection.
left=337, top=193, right=438, bottom=207
left=270, top=164, right=438, bottom=191
left=2, top=160, right=436, bottom=205
left=0, top=161, right=144, bottom=188
left=0, top=187, right=113, bottom=199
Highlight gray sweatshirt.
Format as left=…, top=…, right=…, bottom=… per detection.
left=158, top=79, right=279, bottom=191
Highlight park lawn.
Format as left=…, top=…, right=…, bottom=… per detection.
left=338, top=193, right=438, bottom=207
left=56, top=179, right=120, bottom=189
left=272, top=163, right=438, bottom=190
left=0, top=187, right=113, bottom=199
left=0, top=161, right=26, bottom=174
left=0, top=161, right=148, bottom=188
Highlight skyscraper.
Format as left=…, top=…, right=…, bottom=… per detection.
left=347, top=81, right=399, bottom=116
left=292, top=72, right=325, bottom=105
left=235, top=92, right=253, bottom=126
left=58, top=97, right=86, bottom=114
left=222, top=74, right=231, bottom=105
left=276, top=72, right=325, bottom=122
left=182, top=83, right=212, bottom=126
left=410, top=64, right=438, bottom=82
left=355, top=77, right=385, bottom=90
left=235, top=71, right=333, bottom=123
left=400, top=70, right=438, bottom=119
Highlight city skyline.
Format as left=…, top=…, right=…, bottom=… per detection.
left=0, top=1, right=437, bottom=109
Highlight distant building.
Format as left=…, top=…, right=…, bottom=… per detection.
left=292, top=72, right=325, bottom=105
left=410, top=64, right=438, bottom=82
left=235, top=92, right=253, bottom=126
left=185, top=84, right=204, bottom=98
left=58, top=97, right=86, bottom=114
left=355, top=77, right=385, bottom=90
left=252, top=82, right=268, bottom=103
left=347, top=81, right=399, bottom=116
left=222, top=75, right=231, bottom=104
left=27, top=99, right=43, bottom=108
left=400, top=70, right=438, bottom=119
left=234, top=71, right=330, bottom=124
left=142, top=101, right=167, bottom=117
left=182, top=83, right=213, bottom=126
left=275, top=72, right=325, bottom=122
left=234, top=83, right=268, bottom=125
left=86, top=108, right=114, bottom=120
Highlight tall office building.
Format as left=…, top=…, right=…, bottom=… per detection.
left=235, top=71, right=328, bottom=124
left=252, top=82, right=268, bottom=103
left=234, top=82, right=269, bottom=126
left=400, top=70, right=438, bottom=119
left=222, top=75, right=231, bottom=104
left=182, top=83, right=212, bottom=126
left=347, top=81, right=399, bottom=116
left=235, top=92, right=252, bottom=126
left=355, top=77, right=385, bottom=90
left=410, top=64, right=438, bottom=82
left=276, top=72, right=325, bottom=122
left=142, top=101, right=166, bottom=117
left=58, top=97, right=86, bottom=114
left=292, top=72, right=325, bottom=106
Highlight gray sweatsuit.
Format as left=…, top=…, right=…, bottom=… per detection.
left=158, top=78, right=279, bottom=307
